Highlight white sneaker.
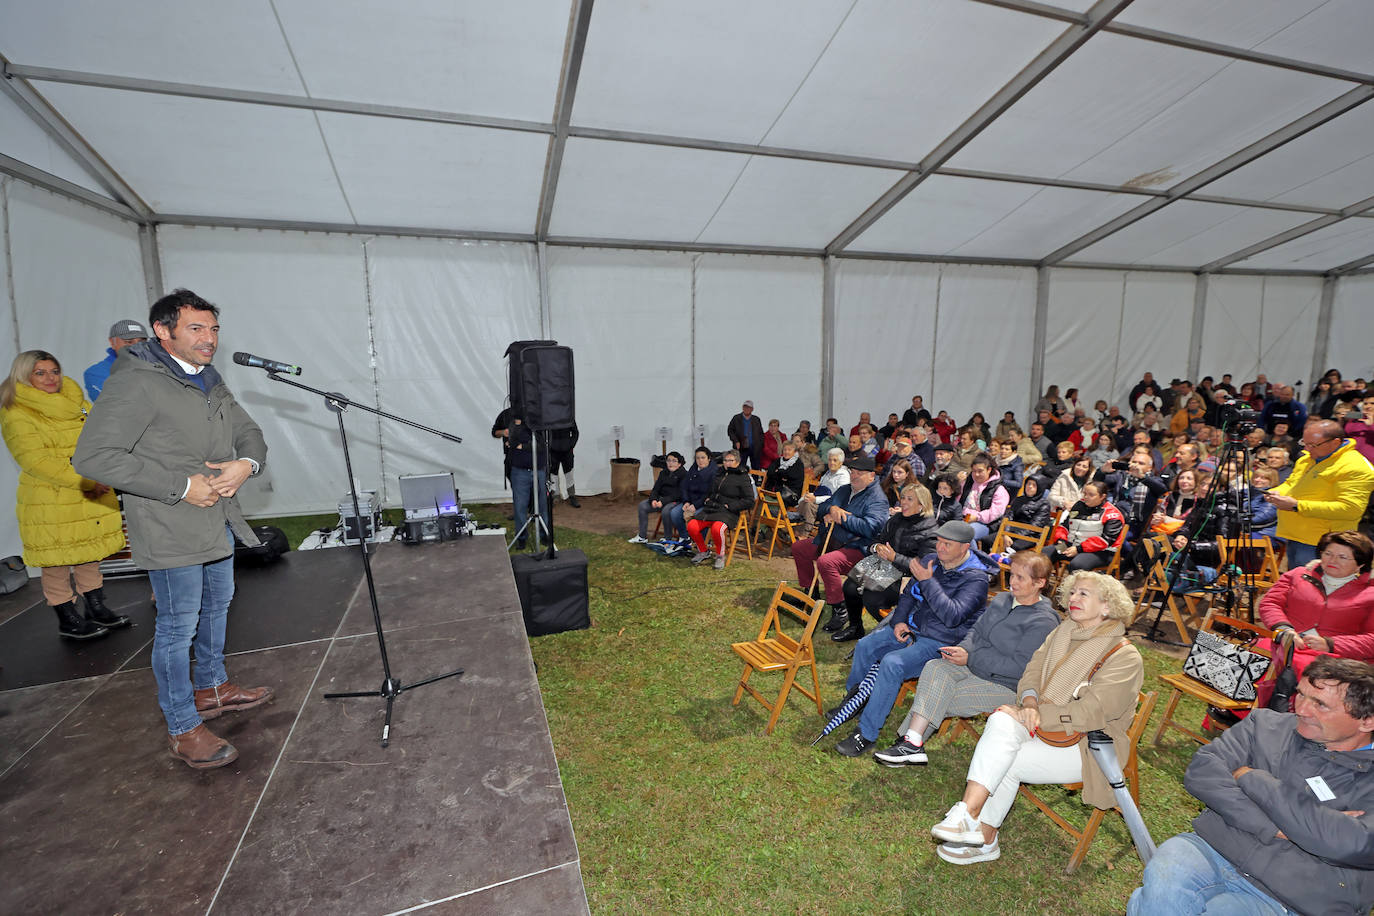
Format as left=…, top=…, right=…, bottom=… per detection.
left=937, top=837, right=1000, bottom=865
left=627, top=535, right=648, bottom=544
left=931, top=801, right=985, bottom=846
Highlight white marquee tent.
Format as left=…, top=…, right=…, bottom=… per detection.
left=1, top=0, right=1373, bottom=561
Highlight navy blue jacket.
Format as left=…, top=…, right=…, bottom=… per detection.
left=885, top=549, right=993, bottom=645
left=680, top=462, right=717, bottom=507
left=816, top=480, right=890, bottom=552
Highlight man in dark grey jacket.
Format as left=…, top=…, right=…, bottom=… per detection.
left=74, top=289, right=271, bottom=770
left=1129, top=656, right=1374, bottom=916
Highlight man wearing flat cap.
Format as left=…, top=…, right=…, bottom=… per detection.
left=792, top=453, right=890, bottom=629
left=84, top=318, right=149, bottom=401
left=831, top=519, right=993, bottom=757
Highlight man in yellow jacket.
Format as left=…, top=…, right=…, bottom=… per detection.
left=1265, top=419, right=1374, bottom=567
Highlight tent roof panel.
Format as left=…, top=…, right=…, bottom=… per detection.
left=274, top=0, right=568, bottom=122
left=1232, top=219, right=1374, bottom=270
left=1118, top=0, right=1374, bottom=75
left=572, top=0, right=851, bottom=144
left=0, top=0, right=303, bottom=94
left=694, top=157, right=901, bottom=249
left=317, top=114, right=548, bottom=234
left=947, top=31, right=1352, bottom=188
left=850, top=175, right=1138, bottom=259
left=1066, top=200, right=1314, bottom=266
left=548, top=138, right=746, bottom=243
left=37, top=84, right=353, bottom=223
left=1199, top=106, right=1374, bottom=210
left=761, top=0, right=1065, bottom=161
left=0, top=83, right=109, bottom=197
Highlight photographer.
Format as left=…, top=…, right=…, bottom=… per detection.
left=1171, top=463, right=1277, bottom=586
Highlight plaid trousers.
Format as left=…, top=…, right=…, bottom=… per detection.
left=897, top=657, right=1016, bottom=738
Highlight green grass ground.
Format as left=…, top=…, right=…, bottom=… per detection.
left=259, top=507, right=1214, bottom=915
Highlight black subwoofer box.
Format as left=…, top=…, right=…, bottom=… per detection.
left=511, top=549, right=590, bottom=636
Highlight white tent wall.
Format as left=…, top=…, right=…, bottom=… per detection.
left=691, top=254, right=823, bottom=446
left=930, top=265, right=1037, bottom=425
left=1114, top=272, right=1198, bottom=404
left=0, top=179, right=146, bottom=561
left=1201, top=275, right=1325, bottom=388
left=366, top=237, right=541, bottom=506
left=1327, top=275, right=1374, bottom=381
left=545, top=247, right=695, bottom=495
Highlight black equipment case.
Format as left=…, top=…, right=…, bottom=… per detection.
left=511, top=549, right=590, bottom=636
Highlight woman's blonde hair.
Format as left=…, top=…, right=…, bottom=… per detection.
left=898, top=482, right=933, bottom=516
left=1056, top=570, right=1133, bottom=622
left=0, top=350, right=60, bottom=409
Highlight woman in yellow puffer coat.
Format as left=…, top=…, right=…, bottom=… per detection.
left=0, top=350, right=129, bottom=639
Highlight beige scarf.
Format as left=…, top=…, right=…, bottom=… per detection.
left=1035, top=619, right=1127, bottom=706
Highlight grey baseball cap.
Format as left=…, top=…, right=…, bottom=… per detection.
left=109, top=319, right=148, bottom=340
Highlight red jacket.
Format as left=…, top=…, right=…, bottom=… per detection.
left=1258, top=567, right=1374, bottom=661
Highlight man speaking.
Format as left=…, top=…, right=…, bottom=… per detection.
left=75, top=288, right=272, bottom=770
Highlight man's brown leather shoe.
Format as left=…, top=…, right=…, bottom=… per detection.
left=168, top=724, right=238, bottom=770
left=194, top=682, right=275, bottom=719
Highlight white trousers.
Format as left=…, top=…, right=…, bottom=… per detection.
left=966, top=709, right=1083, bottom=829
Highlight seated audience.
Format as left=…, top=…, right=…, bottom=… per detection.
left=760, top=418, right=786, bottom=467
left=1011, top=427, right=1044, bottom=470
left=967, top=412, right=992, bottom=446
left=857, top=423, right=881, bottom=458
left=831, top=521, right=992, bottom=757
left=930, top=572, right=1142, bottom=865
left=1086, top=431, right=1119, bottom=469
left=951, top=427, right=981, bottom=473
left=630, top=450, right=685, bottom=543
left=794, top=419, right=816, bottom=445
left=994, top=439, right=1024, bottom=494
left=1005, top=475, right=1053, bottom=543
left=764, top=439, right=805, bottom=507
left=909, top=424, right=936, bottom=471
left=795, top=435, right=824, bottom=475
left=903, top=395, right=932, bottom=428
left=1098, top=449, right=1168, bottom=547
left=879, top=413, right=901, bottom=441
left=931, top=473, right=964, bottom=526
left=796, top=447, right=849, bottom=537
left=880, top=458, right=918, bottom=510
left=792, top=454, right=888, bottom=618
left=1128, top=656, right=1374, bottom=916
left=875, top=552, right=1059, bottom=767
left=670, top=446, right=716, bottom=540
left=923, top=443, right=958, bottom=489
left=1044, top=481, right=1124, bottom=572
left=685, top=449, right=754, bottom=570
left=1038, top=439, right=1077, bottom=491
left=1151, top=467, right=1200, bottom=535
left=995, top=411, right=1021, bottom=440
left=885, top=431, right=927, bottom=478
left=960, top=453, right=1010, bottom=546
left=933, top=411, right=957, bottom=444
left=817, top=421, right=848, bottom=457
left=830, top=483, right=940, bottom=643
left=1026, top=422, right=1052, bottom=462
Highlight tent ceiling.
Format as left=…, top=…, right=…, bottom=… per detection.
left=1, top=0, right=1372, bottom=274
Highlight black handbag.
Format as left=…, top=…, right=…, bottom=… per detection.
left=1182, top=629, right=1271, bottom=703
left=1267, top=635, right=1299, bottom=712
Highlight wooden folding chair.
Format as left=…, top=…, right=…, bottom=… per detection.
left=1153, top=615, right=1275, bottom=746
left=1130, top=535, right=1175, bottom=624
left=1017, top=690, right=1158, bottom=874
left=753, top=488, right=782, bottom=542
left=1219, top=536, right=1283, bottom=619
left=724, top=512, right=754, bottom=567
left=762, top=491, right=800, bottom=560
left=988, top=520, right=1050, bottom=589
left=802, top=525, right=833, bottom=599
left=731, top=582, right=827, bottom=734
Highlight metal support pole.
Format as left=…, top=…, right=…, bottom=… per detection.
left=1188, top=273, right=1208, bottom=382
left=1029, top=266, right=1051, bottom=417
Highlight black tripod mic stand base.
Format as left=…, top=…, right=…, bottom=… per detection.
left=324, top=668, right=466, bottom=747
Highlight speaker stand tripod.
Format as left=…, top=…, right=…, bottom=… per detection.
left=265, top=371, right=464, bottom=747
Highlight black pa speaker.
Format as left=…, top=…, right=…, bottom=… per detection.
left=511, top=549, right=590, bottom=636
left=505, top=340, right=575, bottom=431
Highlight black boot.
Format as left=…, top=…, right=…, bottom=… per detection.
left=53, top=601, right=108, bottom=640
left=566, top=487, right=581, bottom=508
left=81, top=587, right=131, bottom=629
left=821, top=604, right=848, bottom=633
left=832, top=607, right=866, bottom=643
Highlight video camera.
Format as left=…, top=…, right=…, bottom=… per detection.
left=1217, top=398, right=1260, bottom=441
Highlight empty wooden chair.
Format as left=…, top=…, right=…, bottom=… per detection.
left=731, top=582, right=827, bottom=734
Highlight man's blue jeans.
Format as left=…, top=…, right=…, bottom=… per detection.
left=1283, top=539, right=1318, bottom=570
left=149, top=527, right=236, bottom=736
left=510, top=466, right=549, bottom=545
left=1127, top=833, right=1294, bottom=915
left=847, top=625, right=943, bottom=742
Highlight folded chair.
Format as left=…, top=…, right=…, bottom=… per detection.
left=731, top=582, right=827, bottom=734
left=1017, top=690, right=1158, bottom=874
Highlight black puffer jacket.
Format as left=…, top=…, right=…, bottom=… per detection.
left=874, top=512, right=939, bottom=574
left=764, top=458, right=805, bottom=504
left=649, top=465, right=685, bottom=503
left=696, top=465, right=755, bottom=525
left=1008, top=490, right=1052, bottom=529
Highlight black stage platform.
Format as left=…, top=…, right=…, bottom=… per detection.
left=0, top=537, right=589, bottom=915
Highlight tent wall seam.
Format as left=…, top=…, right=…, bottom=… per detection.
left=930, top=267, right=943, bottom=411
left=1313, top=277, right=1336, bottom=385
left=690, top=253, right=700, bottom=435
left=360, top=238, right=387, bottom=504
left=1110, top=273, right=1126, bottom=402
left=1187, top=274, right=1207, bottom=382
left=1, top=178, right=18, bottom=354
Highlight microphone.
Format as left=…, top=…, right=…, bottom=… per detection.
left=233, top=352, right=303, bottom=376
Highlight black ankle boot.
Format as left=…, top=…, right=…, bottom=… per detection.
left=566, top=487, right=581, bottom=508
left=826, top=682, right=865, bottom=721
left=822, top=605, right=848, bottom=633
left=81, top=587, right=131, bottom=629
left=54, top=601, right=108, bottom=640
left=831, top=609, right=866, bottom=643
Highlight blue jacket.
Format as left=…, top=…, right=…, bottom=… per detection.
left=886, top=549, right=992, bottom=645
left=82, top=349, right=117, bottom=401
left=816, top=480, right=889, bottom=551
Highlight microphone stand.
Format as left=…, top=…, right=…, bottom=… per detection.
left=262, top=370, right=464, bottom=747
